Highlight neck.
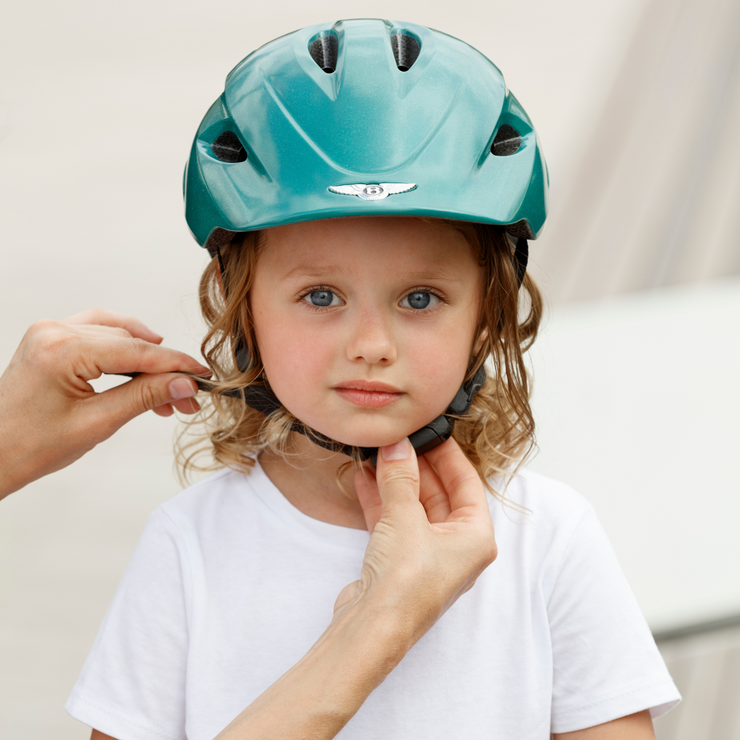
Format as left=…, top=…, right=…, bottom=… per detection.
left=258, top=433, right=373, bottom=530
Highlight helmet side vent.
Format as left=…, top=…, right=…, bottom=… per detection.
left=211, top=131, right=247, bottom=163
left=309, top=35, right=338, bottom=74
left=491, top=124, right=522, bottom=156
left=391, top=33, right=420, bottom=72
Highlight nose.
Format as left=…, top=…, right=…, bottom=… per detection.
left=345, top=305, right=397, bottom=365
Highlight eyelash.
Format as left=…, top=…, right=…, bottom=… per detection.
left=298, top=286, right=342, bottom=313
left=298, top=286, right=447, bottom=313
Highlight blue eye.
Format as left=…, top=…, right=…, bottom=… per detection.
left=401, top=291, right=438, bottom=310
left=304, top=290, right=340, bottom=307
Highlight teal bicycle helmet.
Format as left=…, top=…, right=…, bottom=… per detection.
left=183, top=18, right=549, bottom=463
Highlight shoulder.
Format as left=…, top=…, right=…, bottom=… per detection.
left=484, top=468, right=601, bottom=587
left=488, top=467, right=594, bottom=527
left=152, top=465, right=257, bottom=535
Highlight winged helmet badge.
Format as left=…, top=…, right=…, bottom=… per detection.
left=328, top=183, right=417, bottom=201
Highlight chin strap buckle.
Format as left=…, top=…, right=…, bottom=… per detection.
left=369, top=364, right=487, bottom=467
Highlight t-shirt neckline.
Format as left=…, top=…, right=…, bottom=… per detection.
left=245, top=457, right=371, bottom=551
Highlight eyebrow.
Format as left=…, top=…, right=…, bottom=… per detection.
left=282, top=264, right=463, bottom=282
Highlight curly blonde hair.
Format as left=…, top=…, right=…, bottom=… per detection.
left=175, top=218, right=543, bottom=502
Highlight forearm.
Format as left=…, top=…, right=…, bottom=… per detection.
left=214, top=600, right=409, bottom=740
left=0, top=420, right=36, bottom=500
left=0, top=424, right=76, bottom=500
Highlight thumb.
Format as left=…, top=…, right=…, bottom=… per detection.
left=91, top=373, right=198, bottom=438
left=374, top=437, right=420, bottom=510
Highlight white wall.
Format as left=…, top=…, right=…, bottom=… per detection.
left=527, top=276, right=740, bottom=632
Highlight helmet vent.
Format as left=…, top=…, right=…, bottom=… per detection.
left=309, top=35, right=338, bottom=74
left=211, top=131, right=247, bottom=163
left=391, top=33, right=420, bottom=72
left=491, top=124, right=522, bottom=156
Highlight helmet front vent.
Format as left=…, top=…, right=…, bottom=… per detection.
left=491, top=124, right=522, bottom=156
left=211, top=131, right=247, bottom=163
left=391, top=32, right=420, bottom=72
left=309, top=35, right=338, bottom=74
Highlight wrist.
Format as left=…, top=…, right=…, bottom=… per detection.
left=310, top=599, right=411, bottom=715
left=0, top=439, right=31, bottom=501
left=215, top=599, right=411, bottom=740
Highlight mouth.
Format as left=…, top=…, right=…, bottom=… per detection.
left=333, top=380, right=404, bottom=409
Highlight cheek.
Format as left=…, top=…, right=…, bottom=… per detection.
left=400, top=317, right=477, bottom=405
left=254, top=310, right=335, bottom=401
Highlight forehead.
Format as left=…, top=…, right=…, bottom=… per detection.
left=259, top=217, right=479, bottom=278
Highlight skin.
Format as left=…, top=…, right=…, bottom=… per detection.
left=255, top=216, right=482, bottom=528
left=90, top=217, right=656, bottom=740
left=0, top=308, right=208, bottom=499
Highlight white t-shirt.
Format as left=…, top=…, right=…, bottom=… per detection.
left=65, top=461, right=680, bottom=739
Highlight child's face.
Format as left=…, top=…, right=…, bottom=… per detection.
left=250, top=217, right=483, bottom=448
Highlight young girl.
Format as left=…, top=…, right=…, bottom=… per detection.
left=65, top=19, right=680, bottom=739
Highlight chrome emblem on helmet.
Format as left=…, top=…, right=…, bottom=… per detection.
left=328, top=183, right=417, bottom=201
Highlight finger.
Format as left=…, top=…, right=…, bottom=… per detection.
left=87, top=374, right=198, bottom=438
left=374, top=437, right=421, bottom=513
left=69, top=324, right=135, bottom=340
left=417, top=454, right=452, bottom=524
left=152, top=403, right=175, bottom=417
left=77, top=335, right=210, bottom=379
left=421, top=437, right=489, bottom=517
left=354, top=465, right=383, bottom=533
left=171, top=395, right=201, bottom=415
left=32, top=321, right=131, bottom=340
left=64, top=308, right=164, bottom=343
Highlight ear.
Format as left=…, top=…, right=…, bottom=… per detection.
left=474, top=327, right=489, bottom=355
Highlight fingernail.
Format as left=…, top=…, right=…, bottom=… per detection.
left=381, top=438, right=410, bottom=461
left=169, top=378, right=196, bottom=399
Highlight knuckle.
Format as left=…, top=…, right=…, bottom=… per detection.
left=137, top=382, right=161, bottom=412
left=27, top=318, right=57, bottom=336
left=25, top=321, right=74, bottom=366
left=25, top=319, right=62, bottom=346
left=131, top=336, right=150, bottom=352
left=113, top=326, right=134, bottom=339
left=129, top=337, right=155, bottom=364
left=380, top=467, right=419, bottom=488
left=89, top=306, right=108, bottom=321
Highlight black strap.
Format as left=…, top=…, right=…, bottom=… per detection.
left=514, top=238, right=528, bottom=287
left=215, top=245, right=228, bottom=291
left=194, top=357, right=487, bottom=466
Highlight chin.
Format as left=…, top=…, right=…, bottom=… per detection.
left=310, top=418, right=426, bottom=449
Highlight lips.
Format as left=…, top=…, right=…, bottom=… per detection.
left=333, top=380, right=404, bottom=408
left=334, top=380, right=402, bottom=393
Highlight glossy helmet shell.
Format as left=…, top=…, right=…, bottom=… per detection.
left=184, top=19, right=549, bottom=252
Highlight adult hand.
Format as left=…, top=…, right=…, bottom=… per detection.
left=333, top=436, right=497, bottom=647
left=0, top=308, right=211, bottom=499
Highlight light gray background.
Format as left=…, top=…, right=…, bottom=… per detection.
left=1, top=0, right=738, bottom=737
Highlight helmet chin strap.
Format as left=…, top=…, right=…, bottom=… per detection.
left=209, top=232, right=527, bottom=466
left=218, top=346, right=487, bottom=467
